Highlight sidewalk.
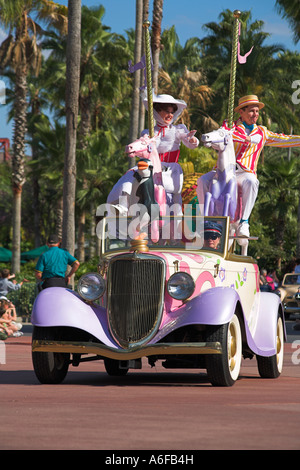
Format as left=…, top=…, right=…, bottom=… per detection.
left=5, top=335, right=32, bottom=346
left=4, top=323, right=32, bottom=346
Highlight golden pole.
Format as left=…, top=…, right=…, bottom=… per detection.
left=227, top=10, right=241, bottom=128
left=143, top=20, right=154, bottom=138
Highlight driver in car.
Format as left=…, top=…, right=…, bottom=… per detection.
left=203, top=221, right=222, bottom=250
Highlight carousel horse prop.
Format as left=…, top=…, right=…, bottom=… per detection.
left=199, top=126, right=248, bottom=254
left=201, top=126, right=237, bottom=219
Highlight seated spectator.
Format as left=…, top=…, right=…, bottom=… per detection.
left=0, top=299, right=23, bottom=337
left=268, top=269, right=279, bottom=289
left=260, top=269, right=269, bottom=291
left=5, top=301, right=22, bottom=332
left=260, top=269, right=275, bottom=291
left=293, top=259, right=300, bottom=283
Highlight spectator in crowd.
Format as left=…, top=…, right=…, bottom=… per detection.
left=293, top=258, right=300, bottom=283
left=268, top=269, right=280, bottom=289
left=0, top=298, right=23, bottom=337
left=0, top=268, right=28, bottom=298
left=259, top=269, right=274, bottom=291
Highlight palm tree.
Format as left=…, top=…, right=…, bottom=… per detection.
left=28, top=119, right=66, bottom=240
left=63, top=0, right=81, bottom=258
left=0, top=0, right=67, bottom=272
left=76, top=5, right=131, bottom=260
left=201, top=10, right=286, bottom=126
left=160, top=26, right=203, bottom=75
left=158, top=27, right=216, bottom=132
left=129, top=0, right=143, bottom=145
left=40, top=5, right=131, bottom=260
left=276, top=0, right=300, bottom=43
left=151, top=0, right=164, bottom=92
left=276, top=0, right=300, bottom=258
left=27, top=57, right=61, bottom=247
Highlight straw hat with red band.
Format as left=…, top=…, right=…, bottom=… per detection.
left=234, top=95, right=264, bottom=113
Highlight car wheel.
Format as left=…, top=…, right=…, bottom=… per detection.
left=104, top=358, right=128, bottom=376
left=256, top=316, right=284, bottom=378
left=32, top=326, right=70, bottom=384
left=32, top=351, right=70, bottom=384
left=205, top=314, right=242, bottom=386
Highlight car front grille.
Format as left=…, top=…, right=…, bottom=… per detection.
left=107, top=254, right=165, bottom=348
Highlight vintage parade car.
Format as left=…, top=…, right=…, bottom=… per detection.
left=278, top=273, right=300, bottom=318
left=31, top=214, right=285, bottom=387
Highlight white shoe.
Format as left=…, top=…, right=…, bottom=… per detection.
left=13, top=331, right=23, bottom=337
left=237, top=221, right=250, bottom=238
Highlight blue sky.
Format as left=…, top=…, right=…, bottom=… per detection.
left=1, top=0, right=299, bottom=145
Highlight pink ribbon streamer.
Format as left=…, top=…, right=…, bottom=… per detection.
left=237, top=23, right=253, bottom=64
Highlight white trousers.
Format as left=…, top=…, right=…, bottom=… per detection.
left=196, top=167, right=259, bottom=221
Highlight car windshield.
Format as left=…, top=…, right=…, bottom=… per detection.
left=284, top=274, right=300, bottom=285
left=98, top=215, right=228, bottom=256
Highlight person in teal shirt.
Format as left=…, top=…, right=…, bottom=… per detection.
left=35, top=234, right=80, bottom=289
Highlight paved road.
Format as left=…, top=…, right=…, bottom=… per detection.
left=1, top=321, right=300, bottom=451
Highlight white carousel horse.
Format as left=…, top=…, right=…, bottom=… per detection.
left=107, top=134, right=183, bottom=242
left=200, top=127, right=237, bottom=219
left=198, top=126, right=248, bottom=255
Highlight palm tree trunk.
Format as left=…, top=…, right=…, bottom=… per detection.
left=12, top=188, right=22, bottom=272
left=78, top=94, right=92, bottom=261
left=297, top=196, right=300, bottom=258
left=11, top=67, right=27, bottom=273
left=33, top=177, right=41, bottom=247
left=77, top=211, right=85, bottom=262
left=62, top=0, right=81, bottom=256
left=128, top=0, right=143, bottom=169
left=89, top=203, right=96, bottom=258
left=138, top=0, right=150, bottom=135
left=56, top=197, right=63, bottom=240
left=151, top=0, right=164, bottom=93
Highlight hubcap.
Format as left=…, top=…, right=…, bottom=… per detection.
left=276, top=318, right=284, bottom=370
left=228, top=323, right=238, bottom=372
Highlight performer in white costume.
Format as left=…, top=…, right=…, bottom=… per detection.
left=142, top=93, right=199, bottom=163
left=107, top=93, right=199, bottom=222
left=142, top=93, right=199, bottom=209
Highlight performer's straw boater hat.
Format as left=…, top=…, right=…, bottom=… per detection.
left=234, top=95, right=265, bottom=113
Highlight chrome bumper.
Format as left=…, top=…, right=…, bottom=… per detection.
left=32, top=340, right=222, bottom=359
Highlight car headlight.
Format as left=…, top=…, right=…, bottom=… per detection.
left=167, top=272, right=195, bottom=300
left=77, top=273, right=106, bottom=301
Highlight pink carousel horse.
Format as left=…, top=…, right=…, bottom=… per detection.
left=125, top=134, right=167, bottom=211
left=107, top=134, right=168, bottom=242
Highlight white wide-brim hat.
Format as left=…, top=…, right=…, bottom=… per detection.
left=143, top=90, right=187, bottom=122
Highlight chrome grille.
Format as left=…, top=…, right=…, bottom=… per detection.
left=107, top=254, right=165, bottom=348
